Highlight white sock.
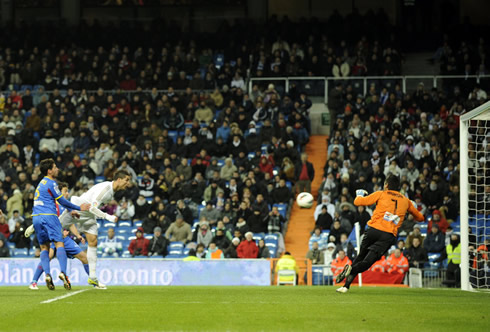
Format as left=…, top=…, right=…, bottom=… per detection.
left=87, top=246, right=97, bottom=279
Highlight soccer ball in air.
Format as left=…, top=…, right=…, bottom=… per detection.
left=296, top=192, right=314, bottom=208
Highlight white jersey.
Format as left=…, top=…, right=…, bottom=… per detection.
left=80, top=181, right=114, bottom=208
left=60, top=181, right=116, bottom=234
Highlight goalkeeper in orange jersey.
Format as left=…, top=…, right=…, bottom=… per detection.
left=336, top=174, right=425, bottom=293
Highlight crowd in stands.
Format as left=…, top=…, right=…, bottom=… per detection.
left=308, top=67, right=490, bottom=286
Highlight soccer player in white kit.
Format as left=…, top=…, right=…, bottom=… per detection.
left=59, top=170, right=131, bottom=289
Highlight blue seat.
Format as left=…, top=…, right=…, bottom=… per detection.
left=118, top=221, right=132, bottom=228
left=13, top=248, right=30, bottom=257
left=102, top=222, right=117, bottom=229
left=95, top=176, right=106, bottom=184
left=144, top=235, right=153, bottom=240
left=116, top=227, right=132, bottom=235
left=133, top=220, right=143, bottom=227
left=169, top=241, right=184, bottom=250
left=424, top=252, right=441, bottom=277
left=217, top=159, right=224, bottom=167
left=253, top=232, right=265, bottom=244
left=121, top=250, right=132, bottom=258
left=168, top=130, right=178, bottom=143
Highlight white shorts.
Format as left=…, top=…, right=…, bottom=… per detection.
left=60, top=196, right=99, bottom=236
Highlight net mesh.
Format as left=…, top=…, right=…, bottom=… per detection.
left=466, top=118, right=490, bottom=289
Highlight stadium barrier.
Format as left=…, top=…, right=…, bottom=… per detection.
left=0, top=258, right=270, bottom=286
left=248, top=74, right=490, bottom=104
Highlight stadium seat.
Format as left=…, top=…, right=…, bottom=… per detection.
left=121, top=250, right=132, bottom=258
left=116, top=228, right=132, bottom=236
left=13, top=248, right=30, bottom=257
left=95, top=176, right=106, bottom=184
left=133, top=220, right=143, bottom=227
left=7, top=242, right=15, bottom=250
left=144, top=235, right=153, bottom=240
left=253, top=232, right=265, bottom=244
left=168, top=130, right=178, bottom=143
left=424, top=252, right=442, bottom=277
left=118, top=221, right=132, bottom=228
left=103, top=222, right=117, bottom=229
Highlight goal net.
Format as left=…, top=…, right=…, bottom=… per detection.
left=460, top=101, right=490, bottom=291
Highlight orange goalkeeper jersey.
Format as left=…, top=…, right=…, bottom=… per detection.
left=354, top=190, right=425, bottom=236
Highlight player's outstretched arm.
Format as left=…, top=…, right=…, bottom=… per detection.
left=89, top=204, right=118, bottom=223
left=354, top=190, right=381, bottom=206
left=56, top=195, right=90, bottom=211
left=407, top=199, right=425, bottom=222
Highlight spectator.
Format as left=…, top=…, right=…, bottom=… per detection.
left=165, top=215, right=192, bottom=244
left=205, top=241, right=224, bottom=259
left=116, top=200, right=135, bottom=221
left=237, top=232, right=259, bottom=258
left=315, top=205, right=333, bottom=231
left=427, top=209, right=449, bottom=234
left=98, top=228, right=123, bottom=257
left=405, top=237, right=427, bottom=268
left=386, top=248, right=409, bottom=274
left=424, top=224, right=446, bottom=253
left=199, top=202, right=220, bottom=225
left=406, top=224, right=424, bottom=248
left=294, top=153, right=315, bottom=194
left=197, top=221, right=213, bottom=247
left=272, top=179, right=292, bottom=204
left=306, top=241, right=324, bottom=265
left=128, top=227, right=150, bottom=257
left=334, top=233, right=356, bottom=261
left=213, top=227, right=231, bottom=251
left=148, top=227, right=169, bottom=257
left=0, top=213, right=10, bottom=239
left=195, top=243, right=206, bottom=259
left=323, top=242, right=336, bottom=285
left=138, top=172, right=155, bottom=198
left=219, top=157, right=237, bottom=181
left=257, top=239, right=271, bottom=259
left=134, top=195, right=151, bottom=220
left=331, top=250, right=352, bottom=284
left=224, top=237, right=241, bottom=258
left=8, top=210, right=24, bottom=234
left=6, top=189, right=23, bottom=219
left=268, top=206, right=285, bottom=233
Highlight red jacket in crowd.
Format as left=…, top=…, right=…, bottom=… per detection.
left=237, top=240, right=258, bottom=258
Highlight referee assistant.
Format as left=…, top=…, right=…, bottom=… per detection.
left=336, top=175, right=425, bottom=293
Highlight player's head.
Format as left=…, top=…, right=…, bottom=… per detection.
left=57, top=181, right=69, bottom=198
left=113, top=170, right=131, bottom=191
left=384, top=174, right=400, bottom=191
left=40, top=158, right=58, bottom=178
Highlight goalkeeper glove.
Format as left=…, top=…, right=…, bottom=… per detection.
left=356, top=189, right=368, bottom=197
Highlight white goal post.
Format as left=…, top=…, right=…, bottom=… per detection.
left=460, top=100, right=490, bottom=291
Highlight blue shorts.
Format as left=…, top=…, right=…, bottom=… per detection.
left=50, top=236, right=83, bottom=259
left=33, top=215, right=63, bottom=244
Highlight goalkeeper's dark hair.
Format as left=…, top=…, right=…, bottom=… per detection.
left=113, top=169, right=130, bottom=180
left=39, top=158, right=55, bottom=176
left=385, top=174, right=400, bottom=191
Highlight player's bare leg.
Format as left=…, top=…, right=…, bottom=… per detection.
left=85, top=232, right=106, bottom=289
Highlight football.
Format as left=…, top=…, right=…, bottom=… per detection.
left=296, top=192, right=314, bottom=208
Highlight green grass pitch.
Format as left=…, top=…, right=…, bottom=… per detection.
left=2, top=286, right=489, bottom=331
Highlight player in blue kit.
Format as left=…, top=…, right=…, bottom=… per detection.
left=29, top=228, right=90, bottom=290
left=32, top=159, right=90, bottom=290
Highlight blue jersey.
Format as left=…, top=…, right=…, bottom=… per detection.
left=32, top=177, right=63, bottom=217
